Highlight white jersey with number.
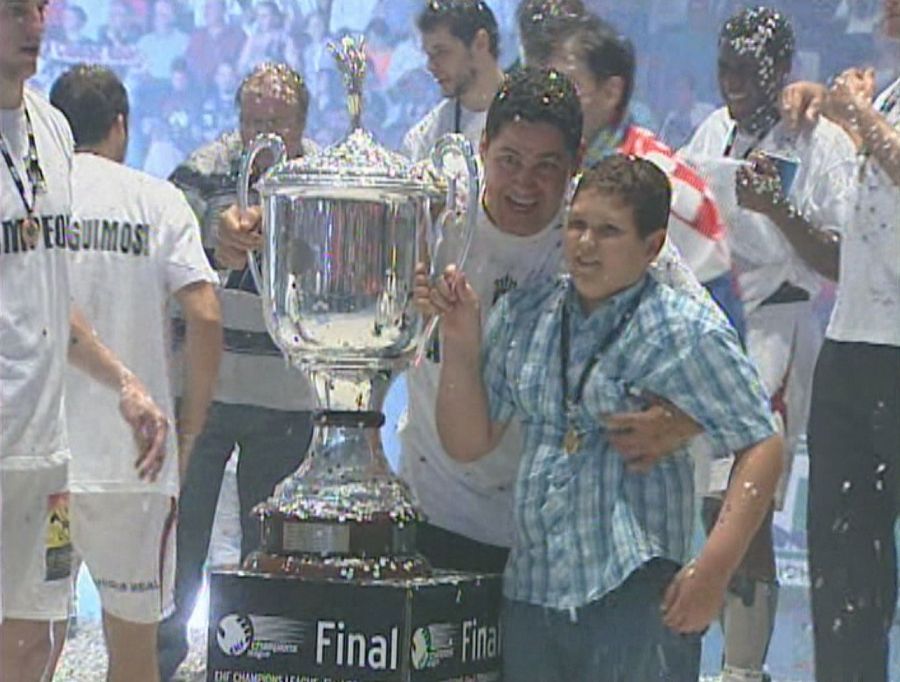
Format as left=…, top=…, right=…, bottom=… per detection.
left=0, top=87, right=74, bottom=472
left=681, top=107, right=856, bottom=312
left=401, top=98, right=487, bottom=162
left=66, top=153, right=217, bottom=496
left=399, top=197, right=708, bottom=547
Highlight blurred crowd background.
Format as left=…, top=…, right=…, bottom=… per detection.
left=27, top=0, right=900, bottom=177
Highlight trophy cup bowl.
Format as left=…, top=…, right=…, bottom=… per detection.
left=236, top=43, right=479, bottom=579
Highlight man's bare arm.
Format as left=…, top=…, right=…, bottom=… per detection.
left=173, top=281, right=223, bottom=478
left=69, top=307, right=168, bottom=481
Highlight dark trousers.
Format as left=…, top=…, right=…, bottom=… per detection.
left=807, top=340, right=900, bottom=682
left=502, top=559, right=701, bottom=681
left=415, top=522, right=509, bottom=574
left=158, top=402, right=312, bottom=680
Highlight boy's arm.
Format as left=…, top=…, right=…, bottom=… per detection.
left=662, top=432, right=783, bottom=633
left=429, top=267, right=508, bottom=461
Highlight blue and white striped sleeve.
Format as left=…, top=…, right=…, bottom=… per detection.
left=481, top=293, right=518, bottom=424
left=639, top=324, right=777, bottom=456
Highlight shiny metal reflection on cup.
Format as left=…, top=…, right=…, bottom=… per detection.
left=235, top=37, right=480, bottom=579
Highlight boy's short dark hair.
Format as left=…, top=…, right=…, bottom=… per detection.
left=50, top=64, right=129, bottom=148
left=516, top=0, right=585, bottom=65
left=574, top=155, right=671, bottom=239
left=416, top=0, right=500, bottom=59
left=560, top=14, right=635, bottom=124
left=485, top=66, right=583, bottom=159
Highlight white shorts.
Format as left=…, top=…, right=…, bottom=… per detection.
left=70, top=492, right=177, bottom=624
left=0, top=463, right=72, bottom=621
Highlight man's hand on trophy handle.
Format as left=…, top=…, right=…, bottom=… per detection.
left=216, top=204, right=262, bottom=268
left=413, top=262, right=438, bottom=317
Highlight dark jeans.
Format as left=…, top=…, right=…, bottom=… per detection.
left=807, top=340, right=900, bottom=682
left=158, top=402, right=312, bottom=680
left=416, top=522, right=509, bottom=574
left=502, top=559, right=701, bottom=681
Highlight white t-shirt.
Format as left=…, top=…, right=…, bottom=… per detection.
left=401, top=98, right=487, bottom=163
left=66, top=153, right=217, bottom=495
left=398, top=199, right=707, bottom=547
left=827, top=78, right=900, bottom=346
left=0, top=88, right=74, bottom=471
left=682, top=107, right=857, bottom=312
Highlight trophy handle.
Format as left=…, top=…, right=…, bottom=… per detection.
left=431, top=133, right=480, bottom=270
left=413, top=133, right=481, bottom=366
left=237, top=133, right=286, bottom=294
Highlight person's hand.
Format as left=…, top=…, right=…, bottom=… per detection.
left=824, top=67, right=876, bottom=131
left=215, top=204, right=262, bottom=270
left=780, top=80, right=827, bottom=130
left=119, top=372, right=168, bottom=482
left=605, top=395, right=702, bottom=473
left=412, top=262, right=437, bottom=316
left=427, top=264, right=481, bottom=346
left=735, top=153, right=784, bottom=217
left=661, top=556, right=729, bottom=634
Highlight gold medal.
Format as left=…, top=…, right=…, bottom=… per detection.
left=563, top=427, right=581, bottom=455
left=22, top=216, right=40, bottom=249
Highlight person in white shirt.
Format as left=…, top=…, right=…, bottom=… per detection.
left=0, top=3, right=167, bottom=680
left=158, top=62, right=317, bottom=682
left=781, top=0, right=900, bottom=677
left=48, top=65, right=223, bottom=682
left=401, top=0, right=505, bottom=162
left=680, top=8, right=857, bottom=682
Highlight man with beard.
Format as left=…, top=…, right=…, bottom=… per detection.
left=681, top=8, right=857, bottom=681
left=0, top=2, right=167, bottom=680
left=157, top=62, right=317, bottom=681
left=402, top=0, right=505, bottom=161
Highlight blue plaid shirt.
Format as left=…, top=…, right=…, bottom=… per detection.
left=482, top=275, right=776, bottom=610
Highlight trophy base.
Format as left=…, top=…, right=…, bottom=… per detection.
left=243, top=551, right=432, bottom=580
left=259, top=509, right=421, bottom=557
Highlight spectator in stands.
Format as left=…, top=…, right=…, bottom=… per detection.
left=365, top=17, right=394, bottom=89
left=185, top=0, right=246, bottom=84
left=238, top=1, right=301, bottom=74
left=658, top=73, right=716, bottom=149
left=200, top=61, right=240, bottom=142
left=98, top=0, right=143, bottom=50
left=59, top=4, right=95, bottom=46
left=301, top=10, right=331, bottom=75
left=136, top=0, right=189, bottom=81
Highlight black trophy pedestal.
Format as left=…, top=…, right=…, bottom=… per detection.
left=207, top=569, right=502, bottom=681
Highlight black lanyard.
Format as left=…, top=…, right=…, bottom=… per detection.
left=722, top=122, right=773, bottom=159
left=0, top=106, right=45, bottom=218
left=559, top=278, right=649, bottom=418
left=453, top=98, right=462, bottom=134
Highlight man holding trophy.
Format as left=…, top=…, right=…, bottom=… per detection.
left=158, top=62, right=317, bottom=681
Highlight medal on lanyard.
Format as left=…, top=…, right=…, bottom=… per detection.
left=559, top=279, right=648, bottom=455
left=0, top=107, right=46, bottom=250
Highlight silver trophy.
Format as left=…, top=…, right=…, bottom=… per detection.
left=237, top=37, right=479, bottom=579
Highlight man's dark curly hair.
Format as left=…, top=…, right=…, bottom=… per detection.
left=50, top=64, right=129, bottom=148
left=485, top=66, right=583, bottom=159
left=516, top=0, right=585, bottom=65
left=417, top=0, right=500, bottom=59
left=573, top=155, right=671, bottom=239
left=719, top=6, right=795, bottom=72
